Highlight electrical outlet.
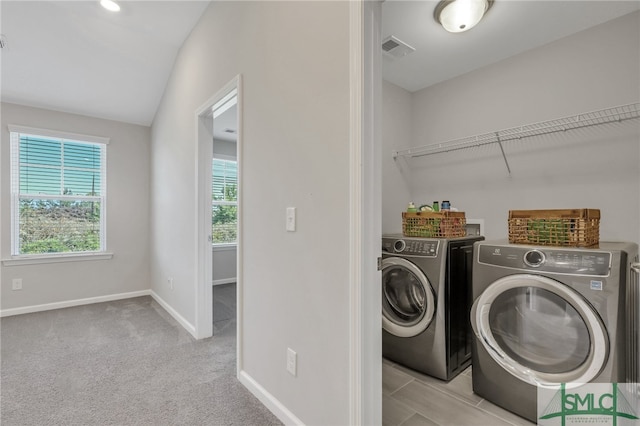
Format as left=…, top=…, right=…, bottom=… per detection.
left=168, top=277, right=174, bottom=290
left=287, top=347, right=297, bottom=376
left=12, top=278, right=22, bottom=290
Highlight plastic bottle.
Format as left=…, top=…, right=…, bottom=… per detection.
left=441, top=200, right=451, bottom=211
left=432, top=201, right=439, bottom=212
left=407, top=202, right=417, bottom=213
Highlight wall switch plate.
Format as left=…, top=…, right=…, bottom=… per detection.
left=286, top=207, right=296, bottom=232
left=12, top=278, right=22, bottom=290
left=287, top=347, right=297, bottom=376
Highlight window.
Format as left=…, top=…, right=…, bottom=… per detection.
left=212, top=158, right=237, bottom=244
left=9, top=126, right=108, bottom=256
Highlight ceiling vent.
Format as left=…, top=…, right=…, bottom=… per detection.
left=382, top=36, right=415, bottom=59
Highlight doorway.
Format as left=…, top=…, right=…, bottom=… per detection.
left=211, top=91, right=239, bottom=335
left=195, top=76, right=242, bottom=347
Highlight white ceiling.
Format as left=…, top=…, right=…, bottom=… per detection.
left=0, top=1, right=210, bottom=126
left=382, top=0, right=640, bottom=92
left=1, top=1, right=639, bottom=128
left=213, top=103, right=238, bottom=142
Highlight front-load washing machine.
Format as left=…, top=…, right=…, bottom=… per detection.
left=381, top=234, right=484, bottom=380
left=470, top=240, right=639, bottom=423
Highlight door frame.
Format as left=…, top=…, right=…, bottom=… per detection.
left=195, top=75, right=242, bottom=345
left=349, top=1, right=382, bottom=424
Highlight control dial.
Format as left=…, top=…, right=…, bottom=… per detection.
left=393, top=240, right=406, bottom=253
left=524, top=249, right=545, bottom=267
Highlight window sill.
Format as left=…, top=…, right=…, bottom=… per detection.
left=2, top=252, right=114, bottom=266
left=212, top=244, right=237, bottom=252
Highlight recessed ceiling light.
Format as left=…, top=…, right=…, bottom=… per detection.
left=100, top=0, right=121, bottom=12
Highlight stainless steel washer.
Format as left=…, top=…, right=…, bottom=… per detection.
left=381, top=234, right=483, bottom=381
left=470, top=240, right=639, bottom=422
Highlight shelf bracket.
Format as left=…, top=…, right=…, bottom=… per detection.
left=496, top=132, right=511, bottom=175
left=393, top=150, right=412, bottom=186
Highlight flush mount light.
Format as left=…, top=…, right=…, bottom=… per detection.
left=434, top=0, right=494, bottom=33
left=100, top=0, right=121, bottom=12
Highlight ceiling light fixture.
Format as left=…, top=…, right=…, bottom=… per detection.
left=100, top=0, right=121, bottom=12
left=434, top=0, right=494, bottom=33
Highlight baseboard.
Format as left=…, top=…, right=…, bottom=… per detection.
left=0, top=290, right=151, bottom=317
left=149, top=290, right=197, bottom=338
left=212, top=278, right=236, bottom=286
left=238, top=370, right=304, bottom=425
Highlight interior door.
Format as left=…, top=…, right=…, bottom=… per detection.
left=381, top=256, right=436, bottom=338
left=471, top=274, right=609, bottom=387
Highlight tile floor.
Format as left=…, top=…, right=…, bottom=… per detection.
left=383, top=358, right=536, bottom=426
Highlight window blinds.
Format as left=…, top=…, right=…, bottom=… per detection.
left=10, top=130, right=107, bottom=255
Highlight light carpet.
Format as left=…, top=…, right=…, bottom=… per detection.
left=1, top=296, right=282, bottom=425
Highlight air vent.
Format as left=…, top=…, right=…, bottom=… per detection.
left=382, top=36, right=415, bottom=59
left=382, top=38, right=400, bottom=52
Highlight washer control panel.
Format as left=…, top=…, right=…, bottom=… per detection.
left=478, top=244, right=611, bottom=276
left=382, top=238, right=439, bottom=257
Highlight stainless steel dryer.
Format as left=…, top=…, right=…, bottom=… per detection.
left=470, top=240, right=639, bottom=423
left=381, top=234, right=483, bottom=381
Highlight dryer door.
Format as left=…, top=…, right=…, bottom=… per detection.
left=471, top=274, right=608, bottom=387
left=381, top=257, right=436, bottom=338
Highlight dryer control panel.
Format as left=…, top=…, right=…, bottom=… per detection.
left=478, top=244, right=611, bottom=276
left=382, top=238, right=439, bottom=257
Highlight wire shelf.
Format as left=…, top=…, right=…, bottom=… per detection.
left=393, top=102, right=640, bottom=160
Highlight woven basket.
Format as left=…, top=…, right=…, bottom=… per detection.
left=508, top=209, right=600, bottom=247
left=402, top=211, right=466, bottom=238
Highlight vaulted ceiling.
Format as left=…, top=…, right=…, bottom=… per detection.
left=0, top=1, right=210, bottom=126
left=2, top=1, right=638, bottom=128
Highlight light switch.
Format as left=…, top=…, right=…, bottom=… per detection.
left=286, top=207, right=296, bottom=232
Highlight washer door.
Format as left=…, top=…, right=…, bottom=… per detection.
left=381, top=257, right=436, bottom=338
left=471, top=274, right=609, bottom=387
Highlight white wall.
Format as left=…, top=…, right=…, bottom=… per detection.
left=150, top=2, right=352, bottom=424
left=213, top=137, right=236, bottom=158
left=383, top=11, right=640, bottom=244
left=212, top=246, right=236, bottom=285
left=382, top=81, right=412, bottom=235
left=0, top=102, right=150, bottom=311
